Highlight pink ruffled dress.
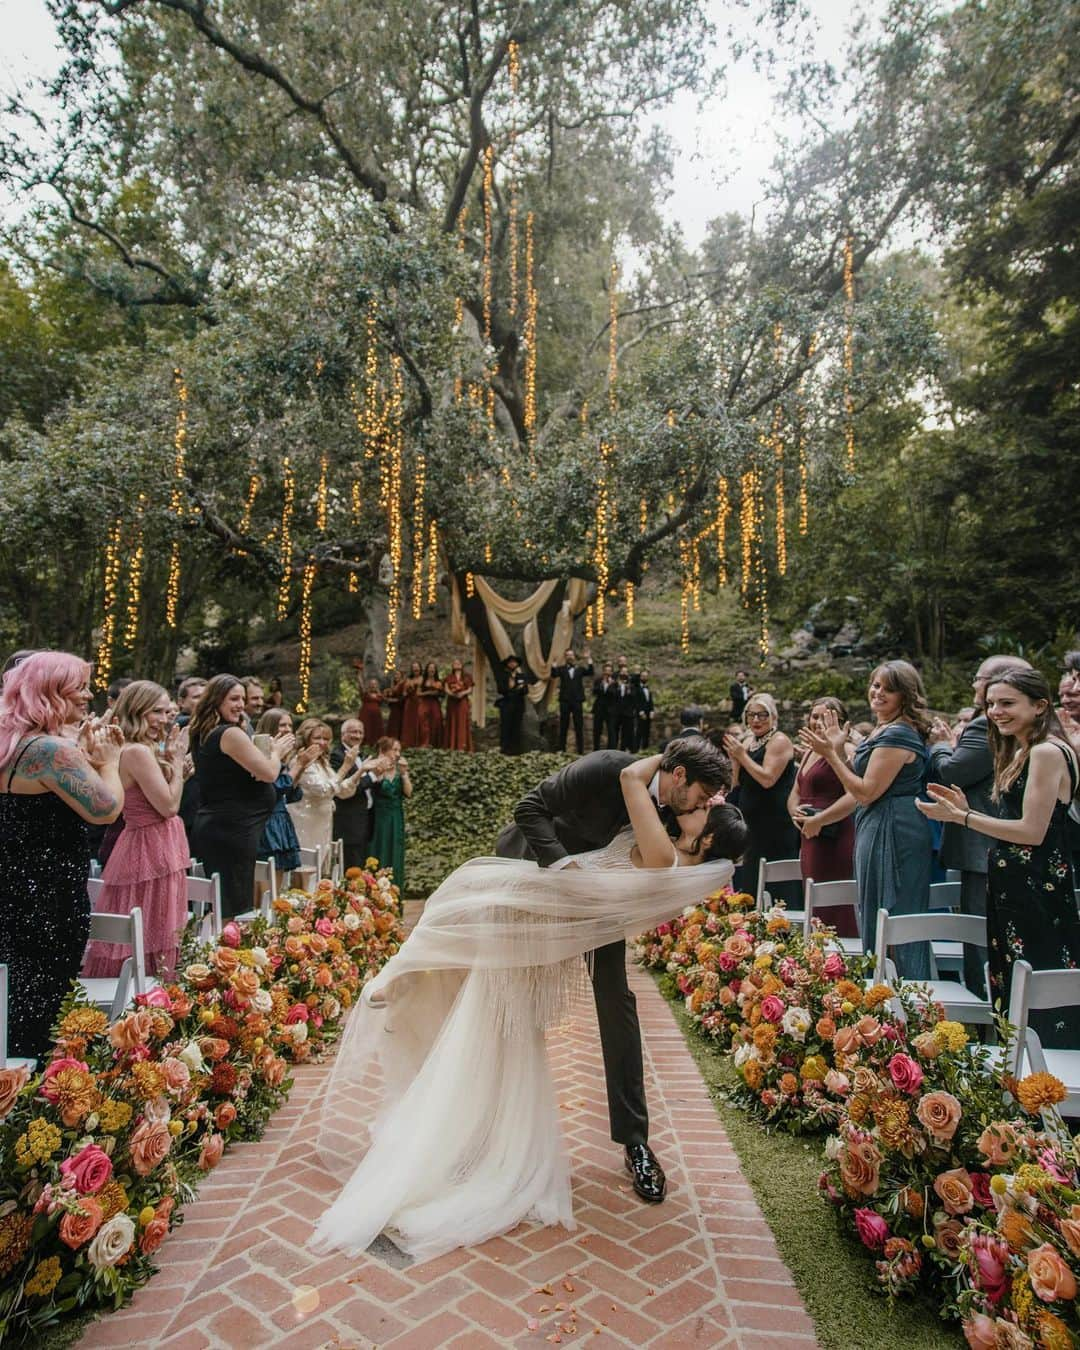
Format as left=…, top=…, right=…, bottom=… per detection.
left=82, top=780, right=189, bottom=978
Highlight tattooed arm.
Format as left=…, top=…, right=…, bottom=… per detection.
left=14, top=732, right=124, bottom=823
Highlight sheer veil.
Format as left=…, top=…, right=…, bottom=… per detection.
left=310, top=835, right=733, bottom=1263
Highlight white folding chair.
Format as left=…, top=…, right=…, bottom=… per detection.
left=927, top=881, right=964, bottom=974
left=1007, top=960, right=1080, bottom=1120
left=77, top=907, right=154, bottom=1020
left=87, top=875, right=106, bottom=909
left=874, top=909, right=993, bottom=1025
left=944, top=868, right=962, bottom=883
left=0, top=964, right=37, bottom=1071
left=88, top=858, right=103, bottom=879
left=755, top=858, right=805, bottom=926
left=803, top=879, right=862, bottom=956
left=188, top=858, right=206, bottom=879
left=294, top=844, right=325, bottom=890
left=187, top=872, right=223, bottom=941
left=329, top=837, right=344, bottom=885
left=236, top=857, right=278, bottom=923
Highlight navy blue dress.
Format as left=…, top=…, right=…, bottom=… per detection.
left=258, top=771, right=303, bottom=872
left=852, top=723, right=932, bottom=980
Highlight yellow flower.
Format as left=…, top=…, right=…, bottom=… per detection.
left=1015, top=1071, right=1067, bottom=1114
left=139, top=1205, right=157, bottom=1227
left=58, top=1007, right=109, bottom=1040
left=1014, top=1163, right=1054, bottom=1195
left=24, top=1254, right=62, bottom=1299
left=96, top=1098, right=133, bottom=1133
left=168, top=1120, right=184, bottom=1137
left=1011, top=1269, right=1033, bottom=1325
left=97, top=1181, right=129, bottom=1222
left=129, top=1062, right=167, bottom=1101
left=1034, top=1309, right=1073, bottom=1350
left=800, top=1055, right=828, bottom=1081
left=932, top=1021, right=967, bottom=1053
left=14, top=1118, right=62, bottom=1166
left=754, top=954, right=773, bottom=969
left=863, top=984, right=893, bottom=1011
left=840, top=1001, right=855, bottom=1015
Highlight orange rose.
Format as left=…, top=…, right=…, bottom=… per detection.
left=198, top=1133, right=225, bottom=1171
left=215, top=1102, right=237, bottom=1130
left=839, top=1136, right=882, bottom=1198
left=108, top=1009, right=153, bottom=1051
left=915, top=1091, right=962, bottom=1145
left=1060, top=1205, right=1080, bottom=1261
left=855, top=1015, right=882, bottom=1046
left=833, top=1026, right=860, bottom=1057
left=900, top=1187, right=925, bottom=1219
left=779, top=1073, right=799, bottom=1095
left=198, top=1037, right=231, bottom=1062
left=815, top=1017, right=837, bottom=1041
left=911, top=1031, right=942, bottom=1059
left=184, top=963, right=216, bottom=990
left=284, top=936, right=305, bottom=959
left=139, top=1215, right=170, bottom=1255
left=0, top=1065, right=30, bottom=1120
left=212, top=947, right=240, bottom=975
left=263, top=1056, right=287, bottom=1087
left=314, top=965, right=333, bottom=989
left=231, top=970, right=260, bottom=999
left=723, top=932, right=752, bottom=958
left=308, top=934, right=328, bottom=955
left=1027, top=1242, right=1077, bottom=1303
left=128, top=1119, right=172, bottom=1177
left=977, top=1121, right=1021, bottom=1167
left=59, top=1196, right=103, bottom=1249
left=719, top=987, right=735, bottom=1006
left=933, top=1167, right=974, bottom=1216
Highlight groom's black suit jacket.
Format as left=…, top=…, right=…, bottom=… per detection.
left=496, top=749, right=640, bottom=867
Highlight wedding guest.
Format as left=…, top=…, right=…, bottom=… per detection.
left=442, top=659, right=474, bottom=751
left=952, top=706, right=977, bottom=740
left=789, top=697, right=856, bottom=933
left=497, top=654, right=529, bottom=756
left=243, top=677, right=265, bottom=727
left=370, top=736, right=411, bottom=890
left=592, top=663, right=615, bottom=750
left=724, top=693, right=800, bottom=905
left=1056, top=670, right=1080, bottom=876
left=360, top=677, right=385, bottom=745
left=800, top=661, right=933, bottom=980
left=175, top=677, right=206, bottom=727
left=106, top=677, right=132, bottom=711
left=417, top=661, right=445, bottom=748
left=255, top=708, right=305, bottom=891
left=266, top=676, right=284, bottom=709
left=0, top=652, right=124, bottom=1059
left=174, top=676, right=206, bottom=851
left=925, top=655, right=1031, bottom=998
left=400, top=660, right=423, bottom=748
left=919, top=668, right=1080, bottom=1047
left=190, top=675, right=289, bottom=919
left=384, top=669, right=405, bottom=741
left=551, top=647, right=593, bottom=755
left=729, top=669, right=752, bottom=722
left=332, top=718, right=384, bottom=871
left=613, top=668, right=638, bottom=751
left=1, top=649, right=39, bottom=676
left=636, top=669, right=655, bottom=750
left=287, top=717, right=359, bottom=857
left=83, top=681, right=189, bottom=978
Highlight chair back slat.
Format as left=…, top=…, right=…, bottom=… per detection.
left=756, top=857, right=803, bottom=910
left=928, top=881, right=961, bottom=911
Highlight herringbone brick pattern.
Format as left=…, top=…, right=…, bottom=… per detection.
left=77, top=953, right=816, bottom=1349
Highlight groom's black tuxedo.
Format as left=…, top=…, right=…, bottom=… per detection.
left=496, top=750, right=659, bottom=1148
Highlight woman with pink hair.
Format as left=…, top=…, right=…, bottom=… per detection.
left=0, top=652, right=124, bottom=1058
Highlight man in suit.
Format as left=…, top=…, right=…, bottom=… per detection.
left=613, top=668, right=638, bottom=751
left=659, top=706, right=706, bottom=751
left=331, top=717, right=384, bottom=872
left=497, top=654, right=530, bottom=756
left=729, top=670, right=752, bottom=722
left=550, top=647, right=593, bottom=755
left=635, top=669, right=655, bottom=750
left=928, top=654, right=1031, bottom=998
left=592, top=663, right=615, bottom=750
left=496, top=737, right=730, bottom=1203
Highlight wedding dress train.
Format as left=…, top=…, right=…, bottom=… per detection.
left=309, top=831, right=732, bottom=1262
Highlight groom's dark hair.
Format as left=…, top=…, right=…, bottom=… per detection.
left=659, top=737, right=731, bottom=792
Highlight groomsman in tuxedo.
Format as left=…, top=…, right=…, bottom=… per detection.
left=331, top=718, right=382, bottom=872
left=551, top=647, right=593, bottom=755
left=592, top=663, right=615, bottom=750
left=729, top=669, right=752, bottom=721
left=497, top=655, right=530, bottom=756
left=613, top=669, right=638, bottom=751
left=635, top=668, right=655, bottom=750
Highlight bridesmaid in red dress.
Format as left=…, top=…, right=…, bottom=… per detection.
left=360, top=678, right=385, bottom=746
left=385, top=671, right=404, bottom=741
left=417, top=662, right=445, bottom=747
left=400, top=661, right=423, bottom=748
left=788, top=697, right=857, bottom=936
left=442, top=659, right=474, bottom=751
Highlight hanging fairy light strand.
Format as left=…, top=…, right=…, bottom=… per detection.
left=427, top=520, right=438, bottom=608
left=238, top=472, right=260, bottom=541
left=411, top=452, right=426, bottom=620
left=123, top=496, right=146, bottom=650
left=716, top=476, right=731, bottom=587
left=96, top=516, right=124, bottom=689
left=384, top=356, right=405, bottom=670
left=296, top=559, right=316, bottom=713
left=348, top=478, right=362, bottom=594
left=165, top=369, right=188, bottom=628
left=797, top=332, right=817, bottom=537
left=843, top=235, right=856, bottom=472
left=772, top=324, right=787, bottom=576
left=507, top=40, right=521, bottom=319
left=523, top=211, right=538, bottom=443
left=482, top=145, right=494, bottom=343
left=276, top=454, right=295, bottom=621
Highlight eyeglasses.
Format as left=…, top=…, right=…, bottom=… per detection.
left=746, top=710, right=770, bottom=721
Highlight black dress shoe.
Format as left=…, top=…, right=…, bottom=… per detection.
left=624, top=1143, right=666, bottom=1202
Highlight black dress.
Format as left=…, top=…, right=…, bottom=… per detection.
left=192, top=725, right=276, bottom=920
left=987, top=743, right=1080, bottom=1050
left=733, top=738, right=801, bottom=904
left=0, top=736, right=91, bottom=1058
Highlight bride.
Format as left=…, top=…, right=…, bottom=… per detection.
left=309, top=752, right=747, bottom=1263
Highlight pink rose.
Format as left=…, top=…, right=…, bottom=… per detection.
left=39, top=1057, right=89, bottom=1102
left=717, top=951, right=737, bottom=973
left=915, top=1089, right=962, bottom=1144
left=220, top=921, right=242, bottom=948
left=161, top=1058, right=191, bottom=1093
left=854, top=1208, right=890, bottom=1250
left=760, top=995, right=785, bottom=1024
left=969, top=1232, right=1009, bottom=1303
left=198, top=1133, right=225, bottom=1171
left=59, top=1143, right=113, bottom=1195
left=887, top=1053, right=924, bottom=1095
left=655, top=923, right=671, bottom=937
left=823, top=952, right=847, bottom=979
left=315, top=917, right=335, bottom=936
left=962, top=1313, right=998, bottom=1350
left=824, top=1069, right=851, bottom=1096
left=1036, top=1148, right=1071, bottom=1184
left=128, top=1119, right=172, bottom=1177
left=833, top=1026, right=860, bottom=1056
left=134, top=986, right=173, bottom=1010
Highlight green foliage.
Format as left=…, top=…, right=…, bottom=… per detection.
left=403, top=747, right=573, bottom=897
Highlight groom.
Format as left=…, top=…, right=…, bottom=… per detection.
left=496, top=737, right=730, bottom=1202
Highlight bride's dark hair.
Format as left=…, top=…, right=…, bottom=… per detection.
left=688, top=803, right=749, bottom=863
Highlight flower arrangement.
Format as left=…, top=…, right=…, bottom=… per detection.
left=0, top=864, right=403, bottom=1343
left=635, top=891, right=875, bottom=1132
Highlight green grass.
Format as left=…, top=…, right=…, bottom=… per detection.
left=655, top=975, right=962, bottom=1350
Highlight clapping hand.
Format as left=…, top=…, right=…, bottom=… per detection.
left=274, top=731, right=297, bottom=761
left=82, top=719, right=124, bottom=769
left=915, top=782, right=970, bottom=823
left=928, top=717, right=953, bottom=746
left=342, top=743, right=360, bottom=768
left=166, top=723, right=189, bottom=760
left=722, top=732, right=748, bottom=765
left=397, top=755, right=410, bottom=774
left=798, top=707, right=849, bottom=759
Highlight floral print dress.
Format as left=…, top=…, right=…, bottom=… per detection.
left=987, top=742, right=1080, bottom=1049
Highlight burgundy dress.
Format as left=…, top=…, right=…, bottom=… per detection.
left=385, top=682, right=404, bottom=741
left=417, top=683, right=444, bottom=747
left=400, top=683, right=421, bottom=748
left=796, top=752, right=857, bottom=936
left=442, top=676, right=474, bottom=751
left=360, top=693, right=385, bottom=745
left=82, top=780, right=189, bottom=978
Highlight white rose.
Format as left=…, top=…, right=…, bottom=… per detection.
left=143, top=1096, right=171, bottom=1125
left=781, top=1007, right=812, bottom=1042
left=290, top=1022, right=308, bottom=1044
left=321, top=996, right=340, bottom=1020
left=377, top=876, right=391, bottom=891
left=765, top=904, right=786, bottom=921
left=755, top=941, right=777, bottom=958
left=178, top=1041, right=206, bottom=1074
left=733, top=1043, right=752, bottom=1068
left=88, top=1214, right=136, bottom=1270
left=343, top=913, right=360, bottom=932
left=249, top=946, right=269, bottom=969
left=824, top=1134, right=844, bottom=1161
left=252, top=989, right=273, bottom=1014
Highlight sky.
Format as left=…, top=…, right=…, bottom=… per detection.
left=0, top=0, right=868, bottom=250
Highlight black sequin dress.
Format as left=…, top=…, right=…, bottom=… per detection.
left=0, top=736, right=91, bottom=1058
left=987, top=743, right=1080, bottom=1050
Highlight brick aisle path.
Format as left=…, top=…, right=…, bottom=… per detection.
left=79, top=952, right=816, bottom=1350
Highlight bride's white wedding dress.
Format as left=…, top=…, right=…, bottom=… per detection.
left=309, top=829, right=732, bottom=1263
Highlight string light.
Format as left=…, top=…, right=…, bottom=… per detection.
left=165, top=369, right=188, bottom=628
left=691, top=535, right=702, bottom=611
left=797, top=333, right=816, bottom=537
left=316, top=453, right=329, bottom=533
left=523, top=211, right=538, bottom=441
left=96, top=516, right=124, bottom=689
left=484, top=541, right=492, bottom=564
left=772, top=324, right=787, bottom=576
left=123, top=496, right=146, bottom=650
left=277, top=454, right=294, bottom=621
left=508, top=41, right=520, bottom=319
left=454, top=207, right=468, bottom=338
left=296, top=559, right=316, bottom=713
left=465, top=571, right=475, bottom=598
left=427, top=519, right=438, bottom=608
left=844, top=235, right=856, bottom=472
left=594, top=443, right=612, bottom=634
left=739, top=468, right=754, bottom=608
left=584, top=603, right=594, bottom=641
left=482, top=144, right=494, bottom=343
left=384, top=355, right=405, bottom=670
left=361, top=297, right=381, bottom=457
left=716, top=476, right=731, bottom=586
left=349, top=478, right=362, bottom=593
left=679, top=536, right=691, bottom=654
left=411, top=452, right=426, bottom=620
left=625, top=582, right=634, bottom=628
left=238, top=472, right=260, bottom=541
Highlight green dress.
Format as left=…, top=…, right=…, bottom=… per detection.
left=370, top=772, right=406, bottom=891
